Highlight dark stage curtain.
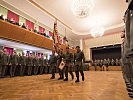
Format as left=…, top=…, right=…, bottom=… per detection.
left=91, top=44, right=121, bottom=60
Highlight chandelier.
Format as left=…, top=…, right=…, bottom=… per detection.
left=72, top=0, right=94, bottom=18
left=91, top=26, right=105, bottom=37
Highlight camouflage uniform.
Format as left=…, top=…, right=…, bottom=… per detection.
left=9, top=52, right=18, bottom=77
left=49, top=53, right=57, bottom=79
left=19, top=54, right=26, bottom=76
left=74, top=47, right=85, bottom=82
left=1, top=52, right=9, bottom=77
left=64, top=52, right=74, bottom=81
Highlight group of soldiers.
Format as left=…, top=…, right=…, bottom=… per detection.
left=92, top=58, right=121, bottom=71
left=0, top=49, right=49, bottom=78
left=121, top=1, right=133, bottom=98
left=49, top=46, right=85, bottom=83
left=0, top=46, right=85, bottom=83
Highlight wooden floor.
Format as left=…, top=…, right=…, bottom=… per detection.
left=0, top=71, right=132, bottom=100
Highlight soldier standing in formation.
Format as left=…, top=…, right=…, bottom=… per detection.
left=115, top=58, right=119, bottom=66
left=27, top=53, right=33, bottom=76
left=33, top=54, right=39, bottom=75
left=103, top=59, right=109, bottom=71
left=99, top=59, right=103, bottom=71
left=39, top=54, right=45, bottom=75
left=49, top=50, right=57, bottom=79
left=74, top=46, right=85, bottom=83
left=93, top=59, right=97, bottom=71
left=64, top=47, right=74, bottom=81
left=9, top=51, right=18, bottom=77
left=111, top=59, right=115, bottom=66
left=0, top=49, right=9, bottom=78
left=19, top=52, right=26, bottom=76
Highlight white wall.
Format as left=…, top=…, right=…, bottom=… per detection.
left=83, top=33, right=122, bottom=60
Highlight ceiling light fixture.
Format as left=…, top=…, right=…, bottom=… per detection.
left=72, top=0, right=94, bottom=18
left=91, top=26, right=105, bottom=37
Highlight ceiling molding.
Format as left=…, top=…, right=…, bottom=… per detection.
left=28, top=0, right=72, bottom=30
left=72, top=22, right=124, bottom=35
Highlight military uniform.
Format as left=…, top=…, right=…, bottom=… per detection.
left=93, top=59, right=97, bottom=71
left=39, top=56, right=45, bottom=75
left=49, top=54, right=57, bottom=79
left=64, top=52, right=74, bottom=81
left=1, top=52, right=9, bottom=77
left=19, top=55, right=26, bottom=76
left=107, top=58, right=111, bottom=66
left=115, top=59, right=119, bottom=66
left=111, top=59, right=115, bottom=66
left=44, top=58, right=49, bottom=74
left=103, top=59, right=108, bottom=71
left=99, top=59, right=103, bottom=71
left=9, top=53, right=18, bottom=77
left=74, top=49, right=85, bottom=82
left=33, top=56, right=39, bottom=75
left=26, top=55, right=33, bottom=76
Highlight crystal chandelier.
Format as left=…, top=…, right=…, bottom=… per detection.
left=91, top=26, right=105, bottom=37
left=72, top=0, right=94, bottom=18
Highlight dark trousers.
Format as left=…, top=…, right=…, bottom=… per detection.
left=34, top=65, right=39, bottom=75
left=51, top=64, right=56, bottom=77
left=10, top=65, right=17, bottom=77
left=0, top=65, right=7, bottom=77
left=75, top=62, right=84, bottom=78
left=99, top=64, right=103, bottom=71
left=57, top=61, right=64, bottom=78
left=94, top=65, right=97, bottom=71
left=58, top=68, right=64, bottom=78
left=27, top=66, right=32, bottom=76
left=20, top=65, right=25, bottom=76
left=64, top=62, right=74, bottom=79
left=40, top=66, right=44, bottom=74
left=105, top=64, right=109, bottom=71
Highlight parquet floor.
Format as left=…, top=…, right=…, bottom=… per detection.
left=0, top=71, right=132, bottom=100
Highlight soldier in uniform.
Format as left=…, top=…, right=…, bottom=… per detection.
left=44, top=56, right=49, bottom=74
left=111, top=59, right=115, bottom=66
left=49, top=50, right=57, bottom=79
left=19, top=52, right=26, bottom=76
left=1, top=49, right=9, bottom=78
left=97, top=59, right=100, bottom=67
left=103, top=59, right=109, bottom=71
left=93, top=59, right=97, bottom=71
left=39, top=54, right=45, bottom=75
left=33, top=54, right=39, bottom=75
left=9, top=51, right=18, bottom=77
left=57, top=49, right=64, bottom=80
left=115, top=58, right=119, bottom=66
left=74, top=46, right=85, bottom=83
left=107, top=58, right=111, bottom=66
left=99, top=59, right=103, bottom=71
left=64, top=47, right=74, bottom=81
left=27, top=53, right=33, bottom=76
